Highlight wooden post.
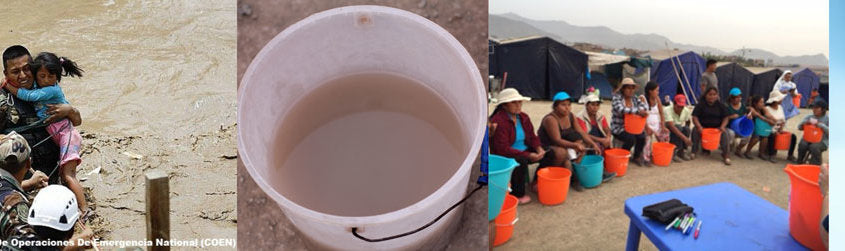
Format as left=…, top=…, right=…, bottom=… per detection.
left=146, top=171, right=170, bottom=251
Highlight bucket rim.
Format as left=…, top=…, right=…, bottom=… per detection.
left=784, top=164, right=820, bottom=186
left=536, top=167, right=572, bottom=181
left=238, top=5, right=487, bottom=227
left=489, top=154, right=519, bottom=176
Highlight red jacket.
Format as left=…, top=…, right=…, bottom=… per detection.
left=490, top=109, right=540, bottom=159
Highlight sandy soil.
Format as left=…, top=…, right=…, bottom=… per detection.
left=236, top=0, right=488, bottom=249
left=491, top=100, right=826, bottom=250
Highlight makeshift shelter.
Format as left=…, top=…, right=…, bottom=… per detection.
left=792, top=68, right=820, bottom=107
left=747, top=67, right=783, bottom=99
left=489, top=36, right=588, bottom=99
left=715, top=62, right=754, bottom=101
left=646, top=50, right=706, bottom=104
left=586, top=71, right=613, bottom=99
left=585, top=51, right=651, bottom=99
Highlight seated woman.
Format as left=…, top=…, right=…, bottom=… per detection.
left=611, top=78, right=649, bottom=166
left=743, top=95, right=778, bottom=162
left=764, top=89, right=798, bottom=162
left=796, top=99, right=828, bottom=164
left=576, top=93, right=612, bottom=153
left=725, top=88, right=752, bottom=156
left=690, top=87, right=732, bottom=165
left=642, top=81, right=668, bottom=164
left=489, top=88, right=546, bottom=204
left=537, top=92, right=609, bottom=191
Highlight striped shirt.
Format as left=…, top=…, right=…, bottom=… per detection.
left=611, top=93, right=649, bottom=135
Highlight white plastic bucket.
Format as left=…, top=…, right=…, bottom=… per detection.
left=238, top=5, right=485, bottom=250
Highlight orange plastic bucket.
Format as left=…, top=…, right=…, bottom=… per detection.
left=700, top=128, right=721, bottom=150
left=603, top=148, right=631, bottom=177
left=624, top=114, right=647, bottom=134
left=803, top=124, right=823, bottom=143
left=793, top=93, right=802, bottom=108
left=493, top=194, right=518, bottom=246
left=537, top=167, right=571, bottom=205
left=651, top=142, right=676, bottom=167
left=775, top=132, right=792, bottom=150
left=784, top=164, right=826, bottom=251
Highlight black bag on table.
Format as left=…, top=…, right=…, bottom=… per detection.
left=642, top=199, right=694, bottom=224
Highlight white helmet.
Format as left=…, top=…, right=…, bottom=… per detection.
left=28, top=185, right=79, bottom=231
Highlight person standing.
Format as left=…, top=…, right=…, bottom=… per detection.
left=701, top=59, right=718, bottom=92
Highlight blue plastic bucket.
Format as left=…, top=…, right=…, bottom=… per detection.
left=730, top=116, right=754, bottom=137
left=755, top=117, right=773, bottom=137
left=574, top=155, right=604, bottom=188
left=489, top=154, right=518, bottom=221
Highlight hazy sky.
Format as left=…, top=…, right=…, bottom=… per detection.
left=490, top=0, right=829, bottom=57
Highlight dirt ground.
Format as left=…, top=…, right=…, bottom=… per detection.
left=236, top=0, right=488, bottom=249
left=491, top=100, right=826, bottom=250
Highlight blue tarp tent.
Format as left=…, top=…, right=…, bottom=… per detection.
left=715, top=62, right=754, bottom=101
left=586, top=71, right=613, bottom=99
left=647, top=50, right=706, bottom=104
left=792, top=68, right=820, bottom=107
left=489, top=36, right=588, bottom=99
left=748, top=67, right=783, bottom=100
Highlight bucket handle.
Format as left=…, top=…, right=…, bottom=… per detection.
left=351, top=184, right=485, bottom=242
left=488, top=179, right=511, bottom=193
left=494, top=216, right=519, bottom=227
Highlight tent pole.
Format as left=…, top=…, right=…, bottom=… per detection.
left=674, top=55, right=698, bottom=104
left=667, top=53, right=692, bottom=106
left=501, top=72, right=508, bottom=90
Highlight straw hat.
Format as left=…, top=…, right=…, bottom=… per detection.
left=617, top=78, right=637, bottom=92
left=496, top=88, right=531, bottom=104
left=766, top=89, right=786, bottom=104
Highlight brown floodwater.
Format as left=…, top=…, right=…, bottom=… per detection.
left=270, top=73, right=466, bottom=217
left=0, top=0, right=236, bottom=138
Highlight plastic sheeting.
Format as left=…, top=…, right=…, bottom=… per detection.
left=648, top=51, right=706, bottom=105
left=586, top=71, right=614, bottom=99
left=489, top=37, right=587, bottom=99
left=792, top=68, right=820, bottom=107
left=749, top=68, right=783, bottom=100
left=715, top=63, right=753, bottom=101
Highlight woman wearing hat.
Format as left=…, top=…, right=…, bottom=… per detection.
left=725, top=88, right=752, bottom=156
left=763, top=89, right=798, bottom=162
left=490, top=88, right=546, bottom=204
left=537, top=92, right=605, bottom=191
left=690, top=86, right=733, bottom=165
left=576, top=93, right=613, bottom=153
left=796, top=99, right=829, bottom=164
left=611, top=78, right=650, bottom=166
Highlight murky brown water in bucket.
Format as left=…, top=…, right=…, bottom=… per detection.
left=270, top=73, right=467, bottom=217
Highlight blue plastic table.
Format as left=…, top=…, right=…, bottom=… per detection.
left=624, top=182, right=807, bottom=250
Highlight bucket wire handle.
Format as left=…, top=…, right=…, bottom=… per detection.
left=494, top=215, right=519, bottom=227
left=351, top=184, right=485, bottom=242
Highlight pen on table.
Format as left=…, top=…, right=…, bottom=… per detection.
left=694, top=221, right=702, bottom=239
left=677, top=214, right=687, bottom=229
left=678, top=213, right=692, bottom=230
left=665, top=217, right=680, bottom=231
left=684, top=217, right=695, bottom=234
